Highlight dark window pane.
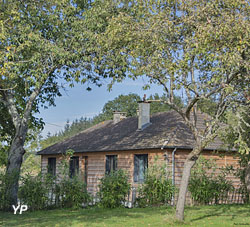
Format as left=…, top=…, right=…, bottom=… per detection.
left=48, top=158, right=56, bottom=176
left=134, top=154, right=148, bottom=183
left=69, top=156, right=79, bottom=178
left=134, top=155, right=139, bottom=182
left=105, top=155, right=117, bottom=174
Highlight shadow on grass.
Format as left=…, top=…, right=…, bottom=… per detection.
left=188, top=204, right=250, bottom=222
left=0, top=206, right=174, bottom=227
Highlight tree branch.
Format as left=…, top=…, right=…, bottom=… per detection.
left=0, top=84, right=17, bottom=91
left=2, top=91, right=21, bottom=129
left=185, top=96, right=200, bottom=118
left=22, top=84, right=43, bottom=125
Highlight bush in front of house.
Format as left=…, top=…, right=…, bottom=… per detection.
left=18, top=174, right=55, bottom=211
left=18, top=173, right=91, bottom=210
left=189, top=156, right=233, bottom=205
left=136, top=159, right=175, bottom=207
left=55, top=176, right=91, bottom=209
left=98, top=169, right=131, bottom=208
left=233, top=153, right=250, bottom=203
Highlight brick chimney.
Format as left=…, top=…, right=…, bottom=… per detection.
left=138, top=101, right=151, bottom=130
left=113, top=112, right=126, bottom=124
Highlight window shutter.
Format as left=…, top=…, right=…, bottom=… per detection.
left=134, top=155, right=139, bottom=182
left=114, top=155, right=117, bottom=171
left=75, top=157, right=79, bottom=174
left=144, top=154, right=148, bottom=172
left=83, top=156, right=88, bottom=184
left=106, top=156, right=110, bottom=174
left=69, top=158, right=74, bottom=178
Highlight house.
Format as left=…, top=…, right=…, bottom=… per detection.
left=37, top=101, right=241, bottom=203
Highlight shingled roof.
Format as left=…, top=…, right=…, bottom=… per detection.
left=37, top=111, right=229, bottom=155
left=37, top=111, right=226, bottom=155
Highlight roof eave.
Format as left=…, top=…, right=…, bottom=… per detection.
left=37, top=145, right=235, bottom=155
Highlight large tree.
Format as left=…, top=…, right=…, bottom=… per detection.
left=0, top=0, right=105, bottom=208
left=84, top=0, right=250, bottom=221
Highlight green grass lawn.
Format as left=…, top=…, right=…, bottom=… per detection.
left=0, top=204, right=250, bottom=227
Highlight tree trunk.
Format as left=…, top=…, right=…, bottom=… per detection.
left=2, top=74, right=42, bottom=210
left=245, top=162, right=250, bottom=193
left=5, top=134, right=25, bottom=209
left=175, top=157, right=196, bottom=221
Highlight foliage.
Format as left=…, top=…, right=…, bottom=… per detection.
left=98, top=169, right=131, bottom=208
left=189, top=156, right=233, bottom=204
left=197, top=98, right=218, bottom=116
left=136, top=158, right=175, bottom=207
left=224, top=107, right=250, bottom=155
left=21, top=152, right=40, bottom=177
left=85, top=0, right=249, bottom=106
left=84, top=0, right=250, bottom=220
left=55, top=150, right=91, bottom=209
left=40, top=116, right=104, bottom=150
left=18, top=149, right=89, bottom=211
left=0, top=0, right=111, bottom=205
left=0, top=144, right=8, bottom=167
left=0, top=171, right=19, bottom=211
left=101, top=93, right=141, bottom=118
left=101, top=93, right=183, bottom=118
left=149, top=94, right=184, bottom=115
left=18, top=174, right=55, bottom=211
left=226, top=153, right=250, bottom=203
left=219, top=105, right=250, bottom=197
left=50, top=150, right=91, bottom=209
left=18, top=173, right=90, bottom=211
left=55, top=176, right=90, bottom=209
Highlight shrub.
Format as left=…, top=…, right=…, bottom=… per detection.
left=55, top=176, right=90, bottom=209
left=233, top=153, right=250, bottom=203
left=52, top=150, right=91, bottom=209
left=98, top=169, right=131, bottom=208
left=19, top=173, right=90, bottom=210
left=136, top=159, right=175, bottom=207
left=1, top=150, right=91, bottom=211
left=189, top=156, right=233, bottom=204
left=0, top=171, right=19, bottom=211
left=18, top=174, right=55, bottom=211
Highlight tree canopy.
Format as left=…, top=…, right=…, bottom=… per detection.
left=84, top=0, right=250, bottom=221
left=0, top=0, right=111, bottom=207
left=0, top=0, right=249, bottom=216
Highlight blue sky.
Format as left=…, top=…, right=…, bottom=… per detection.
left=38, top=77, right=165, bottom=137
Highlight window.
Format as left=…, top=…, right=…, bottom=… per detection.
left=134, top=154, right=148, bottom=183
left=48, top=158, right=56, bottom=176
left=69, top=156, right=79, bottom=178
left=105, top=155, right=117, bottom=174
